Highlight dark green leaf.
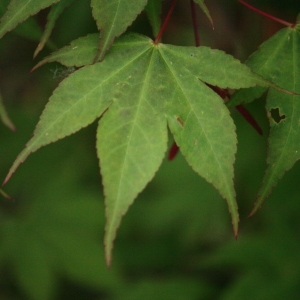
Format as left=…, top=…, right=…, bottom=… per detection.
left=0, top=0, right=59, bottom=39
left=145, top=0, right=164, bottom=37
left=33, top=0, right=75, bottom=58
left=229, top=26, right=300, bottom=214
left=193, top=0, right=213, bottom=26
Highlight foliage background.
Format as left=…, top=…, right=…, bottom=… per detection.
left=1, top=0, right=300, bottom=299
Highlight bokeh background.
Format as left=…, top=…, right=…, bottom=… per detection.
left=1, top=0, right=300, bottom=299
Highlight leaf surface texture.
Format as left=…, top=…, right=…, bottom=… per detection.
left=5, top=33, right=276, bottom=263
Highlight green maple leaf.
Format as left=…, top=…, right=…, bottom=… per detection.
left=4, top=33, right=275, bottom=265
left=228, top=23, right=300, bottom=215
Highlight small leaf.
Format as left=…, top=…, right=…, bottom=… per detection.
left=228, top=26, right=300, bottom=214
left=250, top=27, right=300, bottom=214
left=0, top=0, right=59, bottom=39
left=145, top=0, right=164, bottom=37
left=0, top=188, right=13, bottom=200
left=193, top=0, right=213, bottom=27
left=91, top=0, right=148, bottom=61
left=33, top=0, right=75, bottom=58
left=0, top=0, right=43, bottom=41
left=32, top=33, right=102, bottom=70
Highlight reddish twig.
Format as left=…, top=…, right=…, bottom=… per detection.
left=235, top=104, right=263, bottom=135
left=238, top=0, right=294, bottom=27
left=154, top=0, right=177, bottom=44
left=207, top=85, right=263, bottom=135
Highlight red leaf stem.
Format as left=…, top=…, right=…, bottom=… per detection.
left=206, top=84, right=263, bottom=135
left=154, top=0, right=177, bottom=44
left=235, top=104, right=263, bottom=135
left=238, top=0, right=294, bottom=27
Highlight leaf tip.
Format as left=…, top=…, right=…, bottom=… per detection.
left=104, top=242, right=113, bottom=268
left=33, top=45, right=41, bottom=59
left=0, top=188, right=14, bottom=201
left=233, top=221, right=239, bottom=239
left=2, top=174, right=11, bottom=186
left=234, top=231, right=239, bottom=240
left=4, top=121, right=16, bottom=132
left=248, top=206, right=259, bottom=218
left=249, top=192, right=266, bottom=217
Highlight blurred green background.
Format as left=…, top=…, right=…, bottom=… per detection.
left=1, top=0, right=300, bottom=299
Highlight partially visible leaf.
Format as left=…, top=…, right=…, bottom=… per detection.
left=227, top=85, right=267, bottom=108
left=33, top=0, right=75, bottom=58
left=227, top=26, right=295, bottom=108
left=0, top=91, right=15, bottom=131
left=252, top=27, right=300, bottom=214
left=145, top=0, right=164, bottom=37
left=227, top=26, right=300, bottom=214
left=0, top=188, right=12, bottom=200
left=0, top=0, right=60, bottom=40
left=0, top=0, right=43, bottom=41
left=32, top=33, right=100, bottom=70
left=91, top=0, right=148, bottom=61
left=193, top=0, right=213, bottom=27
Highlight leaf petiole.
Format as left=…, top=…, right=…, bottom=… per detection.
left=154, top=0, right=177, bottom=44
left=238, top=0, right=295, bottom=27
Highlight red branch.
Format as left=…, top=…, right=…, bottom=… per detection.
left=154, top=0, right=177, bottom=44
left=235, top=105, right=263, bottom=135
left=238, top=0, right=294, bottom=27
